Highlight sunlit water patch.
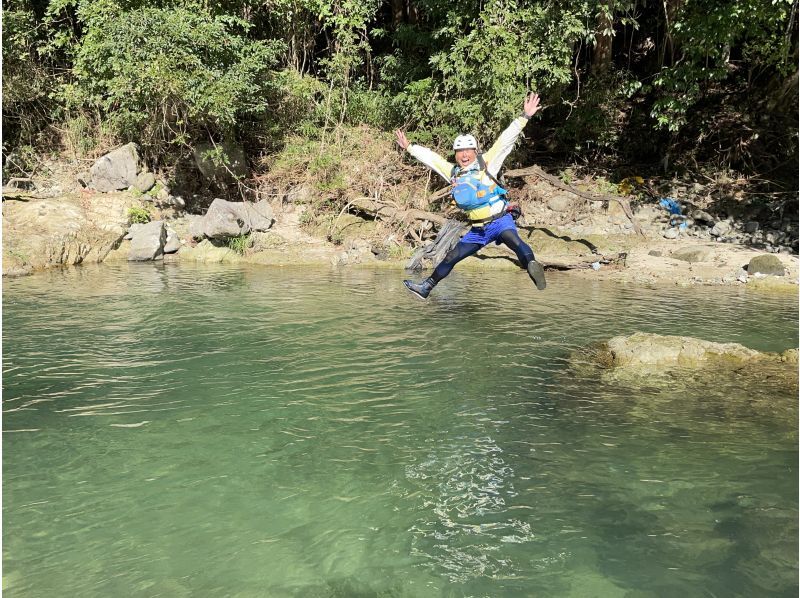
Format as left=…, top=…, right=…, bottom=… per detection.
left=3, top=263, right=798, bottom=597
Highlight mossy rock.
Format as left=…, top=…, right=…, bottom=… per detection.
left=179, top=239, right=239, bottom=263
left=748, top=254, right=785, bottom=276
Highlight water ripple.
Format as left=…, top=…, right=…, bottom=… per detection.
left=3, top=264, right=798, bottom=597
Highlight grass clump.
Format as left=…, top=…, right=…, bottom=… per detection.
left=127, top=206, right=151, bottom=224
left=227, top=233, right=252, bottom=255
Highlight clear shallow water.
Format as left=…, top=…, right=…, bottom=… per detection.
left=3, top=263, right=798, bottom=597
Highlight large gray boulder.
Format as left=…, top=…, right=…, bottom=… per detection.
left=90, top=143, right=140, bottom=192
left=748, top=254, right=785, bottom=276
left=193, top=143, right=248, bottom=181
left=201, top=198, right=274, bottom=239
left=128, top=220, right=166, bottom=261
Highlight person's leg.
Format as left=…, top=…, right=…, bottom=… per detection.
left=498, top=228, right=534, bottom=268
left=403, top=241, right=482, bottom=299
left=498, top=228, right=546, bottom=290
left=431, top=241, right=482, bottom=282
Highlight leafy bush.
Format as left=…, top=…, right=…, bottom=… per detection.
left=57, top=3, right=284, bottom=155
left=127, top=206, right=151, bottom=224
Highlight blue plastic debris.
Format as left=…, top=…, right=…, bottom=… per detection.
left=659, top=198, right=682, bottom=215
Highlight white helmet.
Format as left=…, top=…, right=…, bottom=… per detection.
left=453, top=134, right=478, bottom=151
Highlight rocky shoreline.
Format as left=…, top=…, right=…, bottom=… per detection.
left=6, top=190, right=797, bottom=293
left=2, top=144, right=798, bottom=292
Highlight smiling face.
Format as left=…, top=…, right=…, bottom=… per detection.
left=454, top=148, right=477, bottom=168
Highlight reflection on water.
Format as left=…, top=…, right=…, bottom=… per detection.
left=3, top=263, right=798, bottom=597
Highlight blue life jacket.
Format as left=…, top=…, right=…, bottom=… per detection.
left=450, top=164, right=507, bottom=211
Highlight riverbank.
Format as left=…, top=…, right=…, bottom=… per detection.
left=3, top=140, right=798, bottom=293
left=3, top=186, right=798, bottom=293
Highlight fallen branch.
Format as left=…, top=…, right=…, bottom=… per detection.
left=505, top=164, right=644, bottom=236
left=539, top=252, right=627, bottom=271
left=349, top=196, right=447, bottom=226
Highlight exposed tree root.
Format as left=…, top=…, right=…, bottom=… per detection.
left=504, top=165, right=644, bottom=236
left=349, top=196, right=447, bottom=226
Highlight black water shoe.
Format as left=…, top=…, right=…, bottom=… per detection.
left=403, top=277, right=436, bottom=300
left=527, top=260, right=546, bottom=290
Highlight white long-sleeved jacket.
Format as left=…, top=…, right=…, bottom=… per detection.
left=406, top=115, right=529, bottom=222
left=408, top=115, right=529, bottom=182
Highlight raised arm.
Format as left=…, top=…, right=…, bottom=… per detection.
left=395, top=129, right=453, bottom=183
left=482, top=93, right=541, bottom=177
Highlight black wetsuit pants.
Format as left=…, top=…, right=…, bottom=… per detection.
left=430, top=228, right=535, bottom=283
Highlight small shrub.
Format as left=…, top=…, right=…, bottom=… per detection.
left=227, top=233, right=252, bottom=255
left=127, top=206, right=151, bottom=224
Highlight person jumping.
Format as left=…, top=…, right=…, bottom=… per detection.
left=395, top=92, right=546, bottom=300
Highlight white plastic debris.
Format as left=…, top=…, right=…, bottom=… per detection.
left=591, top=262, right=601, bottom=270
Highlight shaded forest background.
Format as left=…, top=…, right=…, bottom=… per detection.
left=3, top=0, right=798, bottom=207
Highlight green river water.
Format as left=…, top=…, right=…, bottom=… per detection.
left=3, top=263, right=798, bottom=597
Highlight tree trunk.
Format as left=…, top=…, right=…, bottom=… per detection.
left=391, top=0, right=404, bottom=29
left=592, top=4, right=614, bottom=75
left=660, top=0, right=682, bottom=68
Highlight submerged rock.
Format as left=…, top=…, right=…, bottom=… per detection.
left=568, top=333, right=798, bottom=419
left=594, top=332, right=762, bottom=368
left=178, top=239, right=239, bottom=263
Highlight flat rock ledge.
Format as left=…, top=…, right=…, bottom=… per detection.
left=577, top=332, right=797, bottom=369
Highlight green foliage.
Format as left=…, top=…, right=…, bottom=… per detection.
left=226, top=233, right=253, bottom=255
left=127, top=206, right=151, bottom=224
left=650, top=0, right=797, bottom=133
left=419, top=2, right=586, bottom=137
left=57, top=3, right=284, bottom=152
left=556, top=70, right=639, bottom=157
left=2, top=1, right=58, bottom=148
left=0, top=0, right=795, bottom=191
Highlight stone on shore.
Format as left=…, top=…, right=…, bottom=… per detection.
left=163, top=227, right=181, bottom=253
left=90, top=143, right=140, bottom=192
left=2, top=194, right=132, bottom=276
left=128, top=220, right=166, bottom=261
left=671, top=246, right=711, bottom=263
left=134, top=172, right=156, bottom=193
left=196, top=198, right=274, bottom=239
left=710, top=220, right=732, bottom=237
left=547, top=195, right=573, bottom=213
left=747, top=254, right=785, bottom=276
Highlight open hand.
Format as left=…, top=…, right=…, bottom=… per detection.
left=523, top=93, right=541, bottom=118
left=395, top=129, right=410, bottom=150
